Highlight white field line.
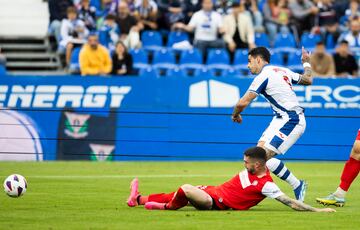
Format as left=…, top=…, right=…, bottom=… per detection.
left=0, top=174, right=230, bottom=179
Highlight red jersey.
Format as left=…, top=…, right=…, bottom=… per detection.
left=203, top=170, right=283, bottom=210
left=356, top=129, right=360, bottom=141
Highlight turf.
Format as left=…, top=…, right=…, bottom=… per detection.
left=0, top=161, right=359, bottom=230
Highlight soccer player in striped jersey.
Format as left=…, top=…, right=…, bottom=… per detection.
left=231, top=47, right=313, bottom=202
left=316, top=129, right=360, bottom=207
left=127, top=147, right=335, bottom=212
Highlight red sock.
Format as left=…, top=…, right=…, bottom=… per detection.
left=165, top=188, right=188, bottom=210
left=339, top=157, right=360, bottom=191
left=146, top=192, right=175, bottom=204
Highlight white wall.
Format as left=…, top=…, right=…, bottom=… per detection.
left=0, top=0, right=49, bottom=38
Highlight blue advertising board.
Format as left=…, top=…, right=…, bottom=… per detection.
left=0, top=75, right=359, bottom=161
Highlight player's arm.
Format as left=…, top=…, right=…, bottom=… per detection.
left=298, top=47, right=313, bottom=86
left=232, top=91, right=257, bottom=123
left=275, top=194, right=335, bottom=212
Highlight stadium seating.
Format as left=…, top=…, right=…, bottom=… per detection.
left=255, top=33, right=270, bottom=47
left=166, top=67, right=187, bottom=78
left=138, top=67, right=158, bottom=78
left=179, top=49, right=203, bottom=70
left=141, top=31, right=163, bottom=52
left=233, top=49, right=249, bottom=74
left=0, top=64, right=6, bottom=75
left=300, top=33, right=321, bottom=49
left=287, top=51, right=303, bottom=73
left=129, top=49, right=150, bottom=70
left=69, top=47, right=82, bottom=73
left=206, top=48, right=230, bottom=68
left=152, top=48, right=177, bottom=73
left=167, top=31, right=190, bottom=47
left=270, top=51, right=285, bottom=66
left=274, top=33, right=297, bottom=53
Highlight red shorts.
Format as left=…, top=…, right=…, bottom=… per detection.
left=198, top=186, right=229, bottom=210
left=357, top=130, right=360, bottom=141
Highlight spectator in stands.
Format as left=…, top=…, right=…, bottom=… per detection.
left=320, top=22, right=342, bottom=49
left=263, top=0, right=292, bottom=46
left=116, top=1, right=142, bottom=49
left=315, top=0, right=337, bottom=27
left=79, top=33, right=112, bottom=76
left=96, top=0, right=118, bottom=18
left=183, top=0, right=202, bottom=23
left=340, top=0, right=360, bottom=30
left=215, top=0, right=232, bottom=15
left=111, top=41, right=133, bottom=75
left=223, top=2, right=255, bottom=57
left=77, top=0, right=97, bottom=31
left=48, top=0, right=74, bottom=45
left=134, top=0, right=159, bottom=30
left=164, top=1, right=186, bottom=30
left=289, top=0, right=319, bottom=37
left=338, top=19, right=360, bottom=48
left=333, top=40, right=359, bottom=77
left=310, top=41, right=336, bottom=77
left=243, top=0, right=265, bottom=32
left=173, top=0, right=225, bottom=56
left=60, top=6, right=89, bottom=67
left=99, top=14, right=120, bottom=50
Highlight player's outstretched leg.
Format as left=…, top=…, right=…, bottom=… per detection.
left=145, top=184, right=213, bottom=210
left=266, top=158, right=307, bottom=202
left=316, top=135, right=360, bottom=207
left=127, top=178, right=176, bottom=207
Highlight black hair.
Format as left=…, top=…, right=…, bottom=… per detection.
left=316, top=41, right=325, bottom=46
left=248, top=47, right=271, bottom=63
left=339, top=40, right=349, bottom=45
left=244, top=146, right=267, bottom=164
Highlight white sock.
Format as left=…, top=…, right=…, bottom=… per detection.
left=266, top=158, right=301, bottom=189
left=334, top=187, right=347, bottom=198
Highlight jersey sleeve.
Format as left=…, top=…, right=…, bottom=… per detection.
left=287, top=69, right=302, bottom=85
left=261, top=182, right=284, bottom=199
left=248, top=72, right=268, bottom=95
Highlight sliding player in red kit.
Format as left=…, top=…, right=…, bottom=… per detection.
left=127, top=147, right=334, bottom=212
left=317, top=129, right=360, bottom=207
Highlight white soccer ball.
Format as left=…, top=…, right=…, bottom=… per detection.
left=3, top=174, right=27, bottom=198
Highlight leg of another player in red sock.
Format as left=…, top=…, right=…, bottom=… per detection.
left=339, top=157, right=360, bottom=191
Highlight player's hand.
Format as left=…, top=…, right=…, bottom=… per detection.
left=301, top=47, right=311, bottom=64
left=232, top=114, right=242, bottom=124
left=317, top=208, right=336, bottom=213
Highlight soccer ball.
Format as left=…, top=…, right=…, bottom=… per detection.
left=3, top=174, right=27, bottom=198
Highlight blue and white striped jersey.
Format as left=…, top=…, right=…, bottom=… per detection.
left=248, top=65, right=304, bottom=117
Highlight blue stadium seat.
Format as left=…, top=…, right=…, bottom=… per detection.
left=274, top=33, right=297, bottom=53
left=326, top=34, right=336, bottom=49
left=271, top=51, right=284, bottom=66
left=300, top=33, right=321, bottom=49
left=255, top=33, right=270, bottom=47
left=141, top=30, right=163, bottom=52
left=0, top=64, right=6, bottom=76
left=69, top=47, right=82, bottom=73
left=138, top=67, right=158, bottom=78
left=233, top=49, right=249, bottom=74
left=287, top=51, right=303, bottom=73
left=206, top=48, right=231, bottom=69
left=152, top=48, right=177, bottom=70
left=167, top=31, right=190, bottom=47
left=166, top=67, right=188, bottom=78
left=129, top=49, right=150, bottom=70
left=179, top=49, right=203, bottom=70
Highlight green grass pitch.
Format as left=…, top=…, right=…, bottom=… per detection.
left=0, top=161, right=359, bottom=229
